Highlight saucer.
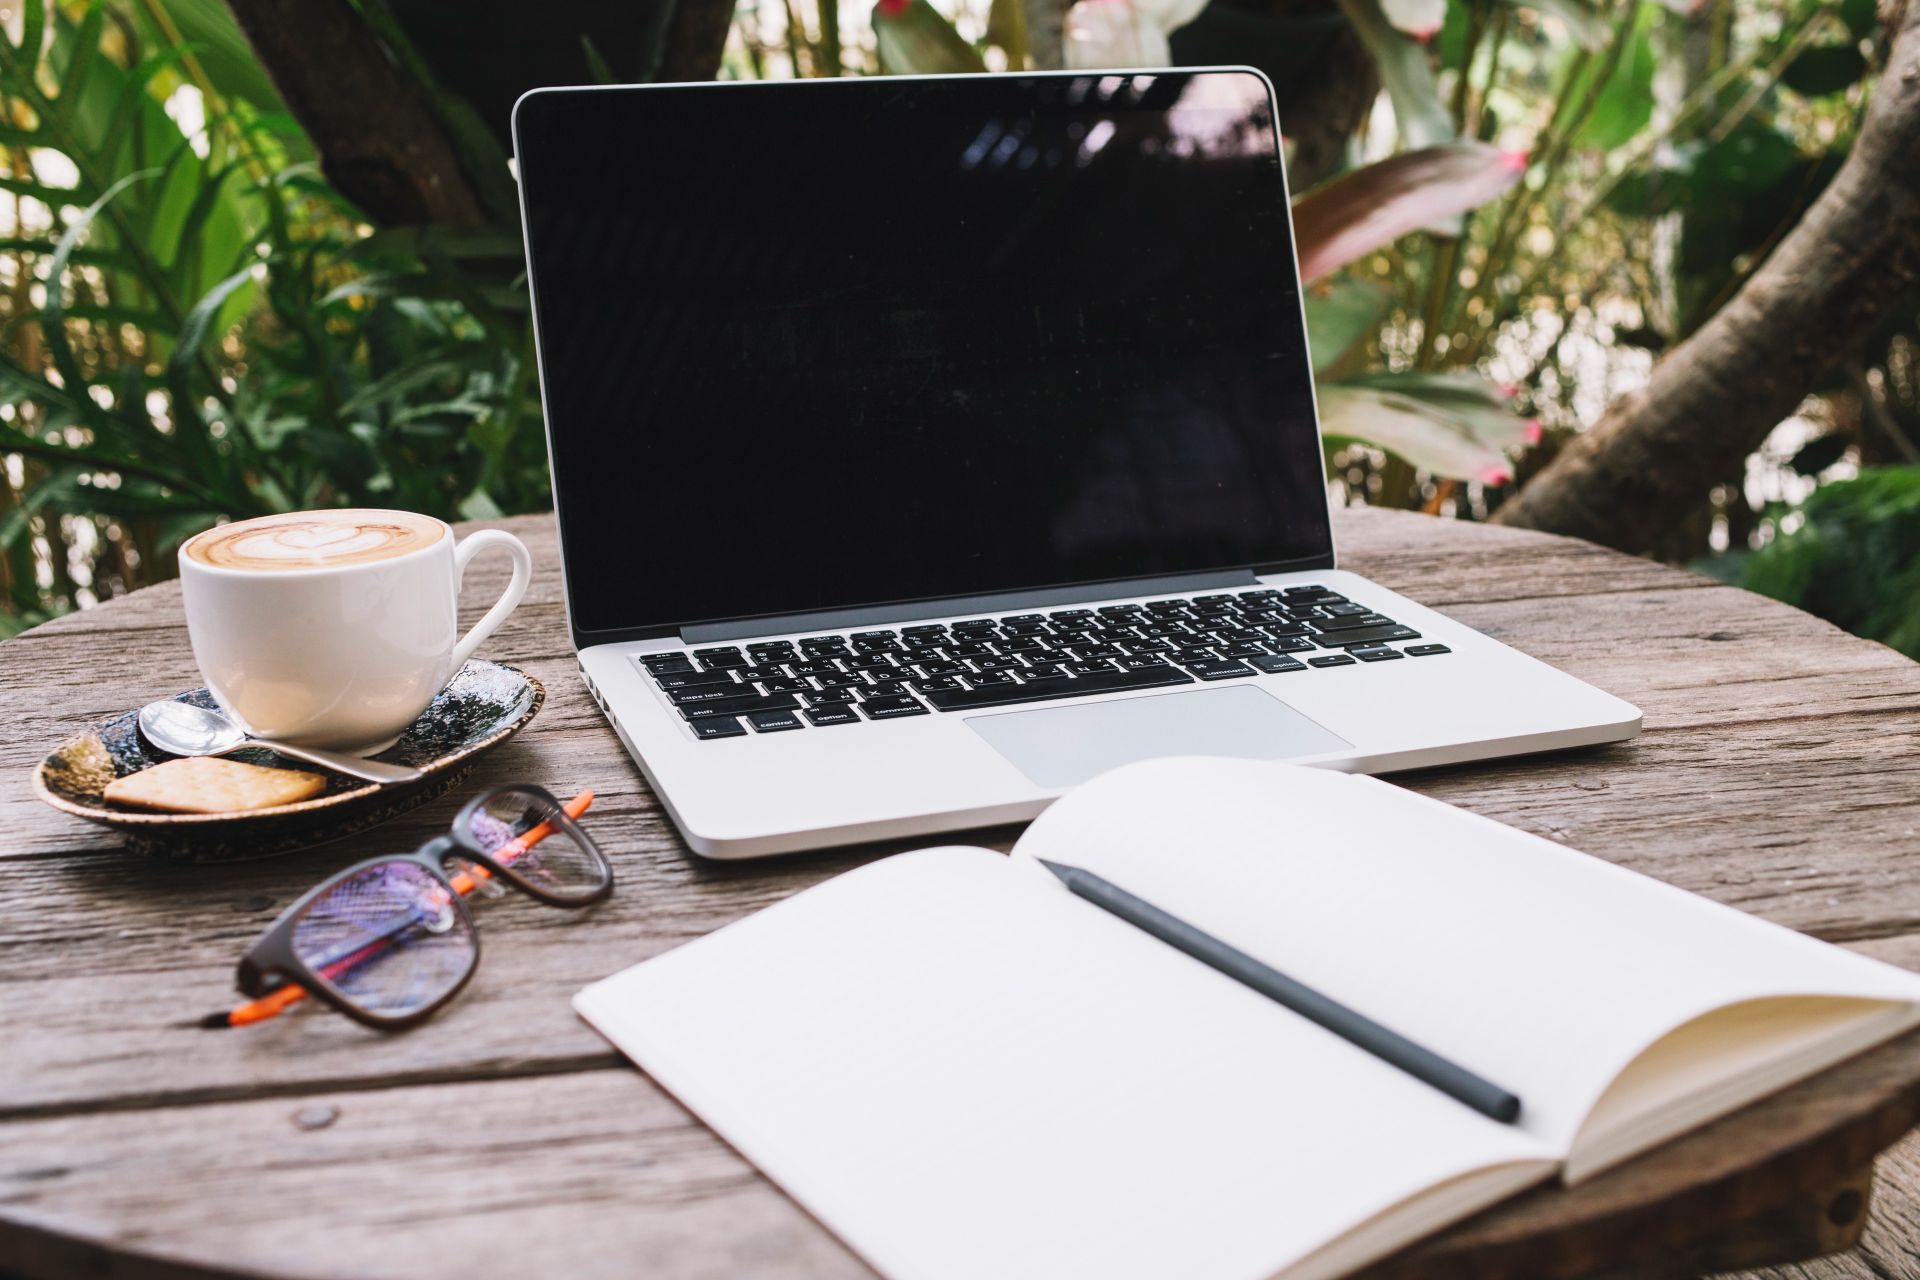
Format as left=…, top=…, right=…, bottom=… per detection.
left=32, top=660, right=543, bottom=860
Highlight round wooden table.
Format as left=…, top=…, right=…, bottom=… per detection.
left=5, top=510, right=1920, bottom=1280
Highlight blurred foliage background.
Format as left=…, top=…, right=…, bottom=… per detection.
left=0, top=0, right=1915, bottom=663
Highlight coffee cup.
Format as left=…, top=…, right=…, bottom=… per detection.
left=179, top=509, right=533, bottom=755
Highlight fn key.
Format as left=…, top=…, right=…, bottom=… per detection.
left=692, top=716, right=747, bottom=740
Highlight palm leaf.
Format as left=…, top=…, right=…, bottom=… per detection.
left=1292, top=143, right=1527, bottom=283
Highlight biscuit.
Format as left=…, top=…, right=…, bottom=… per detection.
left=104, top=757, right=327, bottom=814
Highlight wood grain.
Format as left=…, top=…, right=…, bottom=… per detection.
left=3, top=509, right=1919, bottom=1280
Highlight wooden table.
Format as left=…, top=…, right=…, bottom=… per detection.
left=5, top=509, right=1920, bottom=1280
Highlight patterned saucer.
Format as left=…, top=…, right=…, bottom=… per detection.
left=32, top=660, right=543, bottom=861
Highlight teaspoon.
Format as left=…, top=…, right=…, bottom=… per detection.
left=137, top=700, right=424, bottom=785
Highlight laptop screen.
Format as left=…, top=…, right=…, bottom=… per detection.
left=515, top=70, right=1332, bottom=639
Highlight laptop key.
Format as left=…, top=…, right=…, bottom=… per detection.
left=671, top=683, right=761, bottom=706
left=1221, top=643, right=1271, bottom=659
left=860, top=695, right=929, bottom=719
left=1117, top=653, right=1170, bottom=670
left=653, top=669, right=738, bottom=691
left=860, top=680, right=910, bottom=698
left=968, top=671, right=1018, bottom=687
left=1187, top=658, right=1257, bottom=680
left=920, top=665, right=1194, bottom=711
left=1351, top=646, right=1405, bottom=662
left=804, top=704, right=861, bottom=726
left=641, top=653, right=696, bottom=673
left=680, top=693, right=802, bottom=719
left=1323, top=624, right=1421, bottom=648
left=913, top=675, right=966, bottom=692
left=757, top=676, right=809, bottom=694
left=1406, top=644, right=1452, bottom=656
left=1313, top=612, right=1396, bottom=632
left=1309, top=653, right=1357, bottom=668
left=747, top=709, right=804, bottom=732
left=803, top=688, right=855, bottom=705
left=1249, top=654, right=1306, bottom=674
left=691, top=716, right=748, bottom=740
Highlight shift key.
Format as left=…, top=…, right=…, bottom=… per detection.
left=678, top=692, right=801, bottom=720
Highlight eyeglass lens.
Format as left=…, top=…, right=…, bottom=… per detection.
left=463, top=790, right=604, bottom=900
left=290, top=860, right=477, bottom=1019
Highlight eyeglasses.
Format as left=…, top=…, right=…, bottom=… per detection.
left=218, top=785, right=610, bottom=1031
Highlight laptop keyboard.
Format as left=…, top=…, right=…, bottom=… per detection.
left=636, top=585, right=1452, bottom=739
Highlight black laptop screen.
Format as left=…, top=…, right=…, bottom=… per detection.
left=514, top=70, right=1333, bottom=638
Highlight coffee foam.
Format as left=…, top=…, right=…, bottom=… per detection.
left=186, top=510, right=443, bottom=571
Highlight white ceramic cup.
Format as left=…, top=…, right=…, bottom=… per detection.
left=179, top=510, right=533, bottom=755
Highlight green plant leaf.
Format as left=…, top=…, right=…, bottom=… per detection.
left=41, top=170, right=157, bottom=418
left=57, top=0, right=104, bottom=105
left=1575, top=11, right=1655, bottom=149
left=1303, top=281, right=1390, bottom=373
left=1292, top=142, right=1526, bottom=282
left=1337, top=0, right=1453, bottom=148
left=18, top=0, right=46, bottom=61
left=168, top=263, right=257, bottom=384
left=0, top=175, right=85, bottom=205
left=1744, top=467, right=1920, bottom=659
left=1319, top=373, right=1531, bottom=482
left=874, top=0, right=989, bottom=74
left=138, top=0, right=290, bottom=116
left=580, top=35, right=618, bottom=85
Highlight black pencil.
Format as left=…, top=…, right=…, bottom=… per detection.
left=1035, top=859, right=1523, bottom=1124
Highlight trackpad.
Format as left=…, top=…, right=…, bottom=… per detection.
left=966, top=686, right=1353, bottom=789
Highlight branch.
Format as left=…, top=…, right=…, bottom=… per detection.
left=1492, top=0, right=1920, bottom=553
left=222, top=0, right=487, bottom=226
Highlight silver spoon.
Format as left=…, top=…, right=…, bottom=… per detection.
left=137, top=700, right=424, bottom=785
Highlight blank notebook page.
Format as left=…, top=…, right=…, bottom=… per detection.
left=576, top=847, right=1551, bottom=1280
left=1017, top=758, right=1920, bottom=1172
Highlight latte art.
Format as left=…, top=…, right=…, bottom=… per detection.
left=186, top=510, right=444, bottom=571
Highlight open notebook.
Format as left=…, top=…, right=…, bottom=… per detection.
left=577, top=758, right=1920, bottom=1280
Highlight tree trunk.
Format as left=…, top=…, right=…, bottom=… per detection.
left=224, top=0, right=488, bottom=227
left=1168, top=0, right=1377, bottom=189
left=657, top=0, right=739, bottom=81
left=1491, top=0, right=1920, bottom=554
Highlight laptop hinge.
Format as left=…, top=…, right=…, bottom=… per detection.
left=678, top=569, right=1262, bottom=644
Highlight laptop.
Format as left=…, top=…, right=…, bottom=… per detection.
left=510, top=68, right=1640, bottom=859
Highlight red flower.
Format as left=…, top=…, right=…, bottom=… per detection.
left=877, top=0, right=911, bottom=14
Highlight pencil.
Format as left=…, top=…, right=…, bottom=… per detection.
left=1034, top=858, right=1522, bottom=1124
left=204, top=791, right=595, bottom=1029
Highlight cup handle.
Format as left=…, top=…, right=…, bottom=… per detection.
left=450, top=530, right=533, bottom=669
